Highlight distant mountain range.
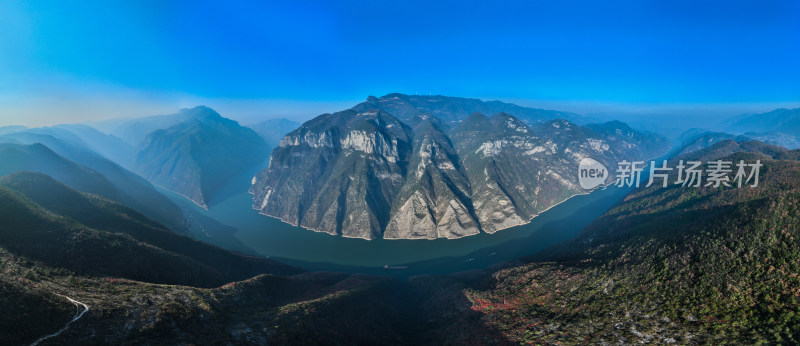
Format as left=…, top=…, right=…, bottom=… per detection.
left=0, top=106, right=304, bottom=233
left=252, top=94, right=669, bottom=239
left=352, top=93, right=585, bottom=125
left=91, top=110, right=201, bottom=147
left=51, top=124, right=136, bottom=166
left=247, top=118, right=302, bottom=150
left=725, top=108, right=800, bottom=137
left=674, top=128, right=800, bottom=157
left=716, top=108, right=800, bottom=149
left=0, top=172, right=299, bottom=286
left=129, top=106, right=269, bottom=207
left=0, top=133, right=188, bottom=233
left=0, top=143, right=119, bottom=199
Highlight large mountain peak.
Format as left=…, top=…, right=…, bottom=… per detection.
left=130, top=107, right=268, bottom=208
left=465, top=111, right=489, bottom=121
left=725, top=107, right=800, bottom=137
left=489, top=112, right=529, bottom=133
left=179, top=105, right=219, bottom=118
left=453, top=112, right=491, bottom=134
left=252, top=95, right=670, bottom=239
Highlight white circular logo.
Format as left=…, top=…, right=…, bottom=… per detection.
left=578, top=158, right=608, bottom=190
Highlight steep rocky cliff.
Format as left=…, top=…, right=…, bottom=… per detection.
left=251, top=95, right=669, bottom=239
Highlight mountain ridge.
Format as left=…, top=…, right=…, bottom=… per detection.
left=131, top=106, right=269, bottom=208
left=252, top=94, right=670, bottom=239
left=0, top=171, right=300, bottom=287
left=351, top=93, right=585, bottom=125
left=0, top=131, right=189, bottom=233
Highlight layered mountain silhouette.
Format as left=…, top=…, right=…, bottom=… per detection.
left=720, top=108, right=800, bottom=149
left=52, top=123, right=136, bottom=166
left=673, top=128, right=800, bottom=157
left=0, top=143, right=120, bottom=199
left=0, top=132, right=187, bottom=233
left=130, top=106, right=269, bottom=207
left=726, top=108, right=800, bottom=137
left=252, top=94, right=669, bottom=239
left=247, top=118, right=302, bottom=150
left=351, top=93, right=584, bottom=125
left=0, top=172, right=299, bottom=287
left=94, top=110, right=201, bottom=147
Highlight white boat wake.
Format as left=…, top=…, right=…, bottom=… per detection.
left=30, top=294, right=89, bottom=346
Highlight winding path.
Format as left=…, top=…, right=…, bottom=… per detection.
left=30, top=294, right=89, bottom=346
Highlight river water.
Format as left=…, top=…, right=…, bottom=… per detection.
left=162, top=183, right=629, bottom=278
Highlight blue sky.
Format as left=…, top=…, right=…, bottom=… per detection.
left=0, top=0, right=798, bottom=126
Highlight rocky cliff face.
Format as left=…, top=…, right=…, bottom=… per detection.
left=383, top=116, right=479, bottom=239
left=251, top=95, right=670, bottom=239
left=251, top=109, right=411, bottom=239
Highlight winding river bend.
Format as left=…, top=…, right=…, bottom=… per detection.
left=163, top=184, right=629, bottom=278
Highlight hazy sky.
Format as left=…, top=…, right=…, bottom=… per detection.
left=1, top=0, right=798, bottom=127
